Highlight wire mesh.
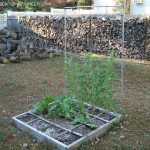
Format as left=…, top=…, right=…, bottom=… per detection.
left=64, top=3, right=125, bottom=115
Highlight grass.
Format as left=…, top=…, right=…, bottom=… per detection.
left=40, top=79, right=48, bottom=84
left=5, top=80, right=16, bottom=88
left=0, top=57, right=150, bottom=149
left=0, top=131, right=5, bottom=140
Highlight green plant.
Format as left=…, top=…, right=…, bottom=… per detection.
left=65, top=52, right=116, bottom=112
left=0, top=0, right=43, bottom=12
left=49, top=94, right=92, bottom=125
left=33, top=94, right=93, bottom=126
left=40, top=79, right=47, bottom=84
left=5, top=80, right=15, bottom=88
left=0, top=131, right=5, bottom=140
left=33, top=95, right=55, bottom=115
left=33, top=52, right=116, bottom=126
left=77, top=0, right=93, bottom=6
left=0, top=118, right=8, bottom=124
left=49, top=94, right=77, bottom=119
left=1, top=91, right=9, bottom=97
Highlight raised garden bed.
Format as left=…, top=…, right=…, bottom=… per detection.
left=12, top=103, right=121, bottom=150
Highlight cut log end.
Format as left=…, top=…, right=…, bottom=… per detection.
left=0, top=57, right=9, bottom=64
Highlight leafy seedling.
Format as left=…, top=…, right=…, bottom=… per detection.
left=33, top=95, right=55, bottom=115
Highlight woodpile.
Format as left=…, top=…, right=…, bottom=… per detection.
left=19, top=16, right=64, bottom=51
left=19, top=15, right=150, bottom=60
left=147, top=22, right=150, bottom=61
left=0, top=27, right=63, bottom=64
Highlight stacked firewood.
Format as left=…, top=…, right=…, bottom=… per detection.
left=1, top=15, right=148, bottom=62
left=19, top=16, right=64, bottom=50
left=19, top=15, right=150, bottom=60
left=147, top=20, right=150, bottom=61
left=0, top=27, right=63, bottom=64
left=0, top=27, right=18, bottom=64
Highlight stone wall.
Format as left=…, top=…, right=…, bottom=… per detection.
left=19, top=15, right=150, bottom=60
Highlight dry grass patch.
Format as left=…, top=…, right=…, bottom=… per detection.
left=0, top=57, right=150, bottom=150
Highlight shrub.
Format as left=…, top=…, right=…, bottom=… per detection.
left=77, top=0, right=93, bottom=6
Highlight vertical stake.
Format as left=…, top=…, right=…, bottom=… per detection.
left=120, top=0, right=125, bottom=116
left=49, top=15, right=51, bottom=50
left=64, top=8, right=67, bottom=94
left=89, top=14, right=92, bottom=52
left=64, top=9, right=67, bottom=61
left=144, top=17, right=148, bottom=64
